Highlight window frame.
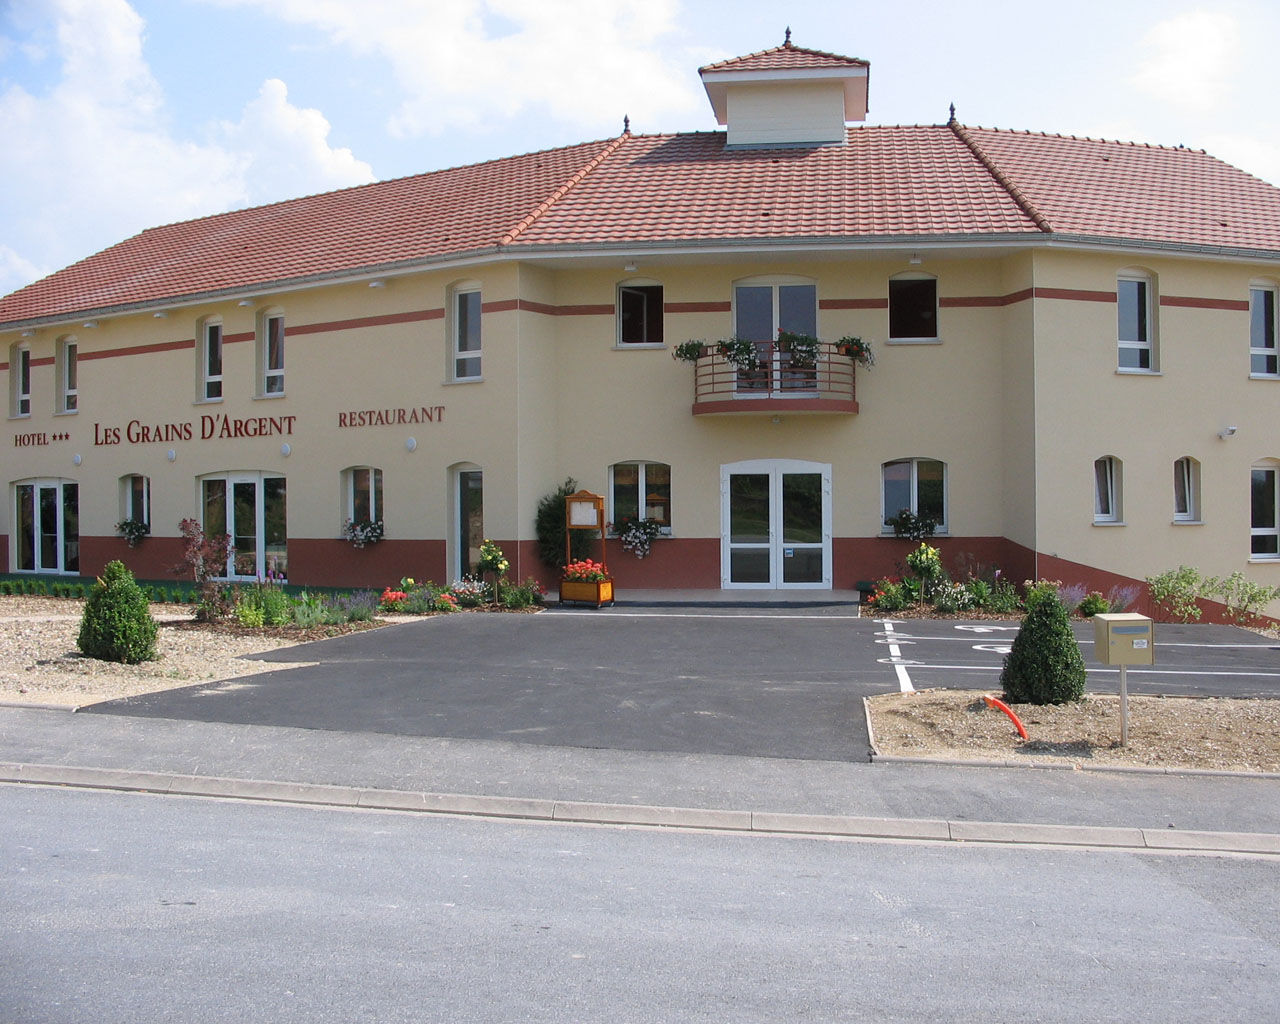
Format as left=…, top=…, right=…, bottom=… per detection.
left=11, top=344, right=31, bottom=418
left=1117, top=272, right=1157, bottom=372
left=200, top=471, right=288, bottom=581
left=616, top=281, right=664, bottom=347
left=731, top=275, right=818, bottom=342
left=1094, top=456, right=1123, bottom=524
left=200, top=318, right=224, bottom=401
left=122, top=473, right=151, bottom=528
left=888, top=273, right=940, bottom=343
left=1250, top=284, right=1278, bottom=378
left=451, top=284, right=483, bottom=381
left=609, top=461, right=673, bottom=534
left=1173, top=456, right=1200, bottom=524
left=345, top=466, right=384, bottom=526
left=256, top=310, right=285, bottom=397
left=1251, top=464, right=1280, bottom=559
left=56, top=337, right=78, bottom=414
left=881, top=457, right=947, bottom=534
left=11, top=477, right=79, bottom=574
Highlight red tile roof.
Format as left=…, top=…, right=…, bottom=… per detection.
left=699, top=43, right=869, bottom=73
left=4, top=120, right=1280, bottom=328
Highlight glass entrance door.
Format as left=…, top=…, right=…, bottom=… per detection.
left=203, top=474, right=287, bottom=580
left=721, top=460, right=831, bottom=588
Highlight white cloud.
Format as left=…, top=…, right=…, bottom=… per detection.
left=0, top=0, right=375, bottom=296
left=0, top=245, right=51, bottom=300
left=200, top=0, right=703, bottom=139
left=1131, top=10, right=1242, bottom=114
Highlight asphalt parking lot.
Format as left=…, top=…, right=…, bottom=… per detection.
left=84, top=607, right=1280, bottom=763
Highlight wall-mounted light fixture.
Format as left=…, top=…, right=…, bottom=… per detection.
left=909, top=253, right=923, bottom=266
left=20, top=329, right=34, bottom=337
left=166, top=449, right=177, bottom=462
left=82, top=321, right=98, bottom=328
left=623, top=262, right=638, bottom=272
left=72, top=454, right=82, bottom=466
left=237, top=299, right=254, bottom=307
left=405, top=437, right=418, bottom=452
left=368, top=279, right=387, bottom=288
left=152, top=311, right=168, bottom=319
left=1218, top=426, right=1239, bottom=439
left=280, top=443, right=292, bottom=457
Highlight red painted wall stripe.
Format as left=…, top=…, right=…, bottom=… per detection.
left=1160, top=295, right=1250, bottom=311
left=80, top=338, right=194, bottom=361
left=287, top=308, right=444, bottom=335
left=664, top=301, right=731, bottom=314
left=820, top=298, right=887, bottom=310
left=1033, top=286, right=1116, bottom=303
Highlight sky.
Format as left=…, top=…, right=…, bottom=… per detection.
left=2, top=0, right=1278, bottom=300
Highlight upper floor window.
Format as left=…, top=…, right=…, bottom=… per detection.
left=1094, top=456, right=1122, bottom=523
left=201, top=319, right=223, bottom=400
left=258, top=311, right=285, bottom=396
left=10, top=344, right=31, bottom=417
left=882, top=458, right=946, bottom=533
left=617, top=282, right=663, bottom=346
left=889, top=274, right=938, bottom=341
left=1173, top=456, right=1200, bottom=523
left=1117, top=272, right=1156, bottom=371
left=734, top=278, right=817, bottom=341
left=610, top=461, right=671, bottom=530
left=1252, top=463, right=1279, bottom=558
left=452, top=285, right=482, bottom=380
left=56, top=337, right=77, bottom=413
left=1250, top=285, right=1278, bottom=377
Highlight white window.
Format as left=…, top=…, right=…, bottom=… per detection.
left=452, top=286, right=482, bottom=380
left=257, top=311, right=285, bottom=396
left=1117, top=273, right=1156, bottom=371
left=1250, top=285, right=1278, bottom=377
left=1173, top=457, right=1200, bottom=523
left=1252, top=464, right=1279, bottom=558
left=201, top=319, right=223, bottom=400
left=1094, top=456, right=1122, bottom=523
left=610, top=461, right=672, bottom=529
left=617, top=282, right=664, bottom=346
left=10, top=344, right=31, bottom=417
left=882, top=458, right=946, bottom=532
left=888, top=274, right=939, bottom=341
left=122, top=474, right=150, bottom=527
left=57, top=337, right=77, bottom=413
left=734, top=278, right=817, bottom=341
left=202, top=472, right=287, bottom=580
left=12, top=479, right=79, bottom=574
left=346, top=467, right=384, bottom=525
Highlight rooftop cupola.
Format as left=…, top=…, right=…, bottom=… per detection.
left=698, top=30, right=869, bottom=148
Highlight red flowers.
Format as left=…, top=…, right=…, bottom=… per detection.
left=563, top=559, right=610, bottom=582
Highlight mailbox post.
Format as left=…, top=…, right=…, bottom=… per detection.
left=1092, top=613, right=1154, bottom=746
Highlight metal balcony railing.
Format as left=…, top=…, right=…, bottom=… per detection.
left=690, top=341, right=859, bottom=416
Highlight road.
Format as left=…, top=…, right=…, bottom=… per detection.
left=3, top=783, right=1277, bottom=1023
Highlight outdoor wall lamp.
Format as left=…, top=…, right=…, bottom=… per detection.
left=1218, top=426, right=1238, bottom=439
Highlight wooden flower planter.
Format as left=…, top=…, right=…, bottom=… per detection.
left=559, top=578, right=614, bottom=608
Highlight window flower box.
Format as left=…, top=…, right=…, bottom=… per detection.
left=558, top=578, right=614, bottom=607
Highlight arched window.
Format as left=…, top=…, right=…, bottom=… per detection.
left=448, top=280, right=482, bottom=381
left=56, top=336, right=78, bottom=413
left=1094, top=456, right=1122, bottom=523
left=1250, top=280, right=1278, bottom=377
left=610, top=461, right=672, bottom=530
left=198, top=316, right=223, bottom=401
left=344, top=467, right=384, bottom=526
left=255, top=307, right=285, bottom=396
left=1173, top=457, right=1200, bottom=523
left=9, top=342, right=31, bottom=417
left=120, top=474, right=150, bottom=528
left=12, top=479, right=79, bottom=574
left=882, top=458, right=946, bottom=533
left=1252, top=461, right=1280, bottom=558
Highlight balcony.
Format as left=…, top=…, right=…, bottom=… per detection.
left=690, top=341, right=859, bottom=416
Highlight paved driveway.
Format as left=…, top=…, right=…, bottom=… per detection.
left=84, top=609, right=1280, bottom=762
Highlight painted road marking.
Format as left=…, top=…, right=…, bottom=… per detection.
left=877, top=620, right=915, bottom=693
left=972, top=644, right=1013, bottom=654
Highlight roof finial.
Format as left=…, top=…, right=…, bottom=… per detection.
left=784, top=26, right=792, bottom=47
left=948, top=102, right=956, bottom=125
left=623, top=114, right=630, bottom=135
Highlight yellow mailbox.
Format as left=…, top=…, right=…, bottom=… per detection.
left=1093, top=613, right=1154, bottom=666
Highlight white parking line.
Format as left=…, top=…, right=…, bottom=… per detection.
left=877, top=620, right=915, bottom=692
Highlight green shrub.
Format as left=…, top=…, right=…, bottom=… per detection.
left=535, top=478, right=594, bottom=570
left=1145, top=565, right=1207, bottom=622
left=1000, top=587, right=1086, bottom=705
left=502, top=577, right=545, bottom=609
left=867, top=579, right=911, bottom=613
left=1211, top=572, right=1280, bottom=625
left=0, top=581, right=12, bottom=595
left=77, top=561, right=158, bottom=664
left=904, top=542, right=947, bottom=600
left=234, top=602, right=265, bottom=627
left=1077, top=592, right=1109, bottom=617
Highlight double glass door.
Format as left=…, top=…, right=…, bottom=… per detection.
left=202, top=473, right=287, bottom=580
left=721, top=461, right=830, bottom=588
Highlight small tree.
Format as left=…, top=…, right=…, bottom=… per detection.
left=1000, top=584, right=1086, bottom=704
left=172, top=518, right=232, bottom=621
left=535, top=479, right=593, bottom=571
left=77, top=560, right=158, bottom=664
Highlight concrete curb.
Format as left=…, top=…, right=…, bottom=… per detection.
left=871, top=753, right=1280, bottom=780
left=3, top=761, right=1278, bottom=856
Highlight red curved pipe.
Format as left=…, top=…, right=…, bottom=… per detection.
left=983, top=695, right=1029, bottom=739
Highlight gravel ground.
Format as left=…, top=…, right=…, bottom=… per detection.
left=0, top=596, right=385, bottom=707
left=869, top=690, right=1280, bottom=773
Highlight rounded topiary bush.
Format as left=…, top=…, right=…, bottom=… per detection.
left=1000, top=586, right=1086, bottom=704
left=77, top=560, right=158, bottom=664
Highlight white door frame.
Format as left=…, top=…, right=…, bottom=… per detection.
left=720, top=459, right=832, bottom=589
